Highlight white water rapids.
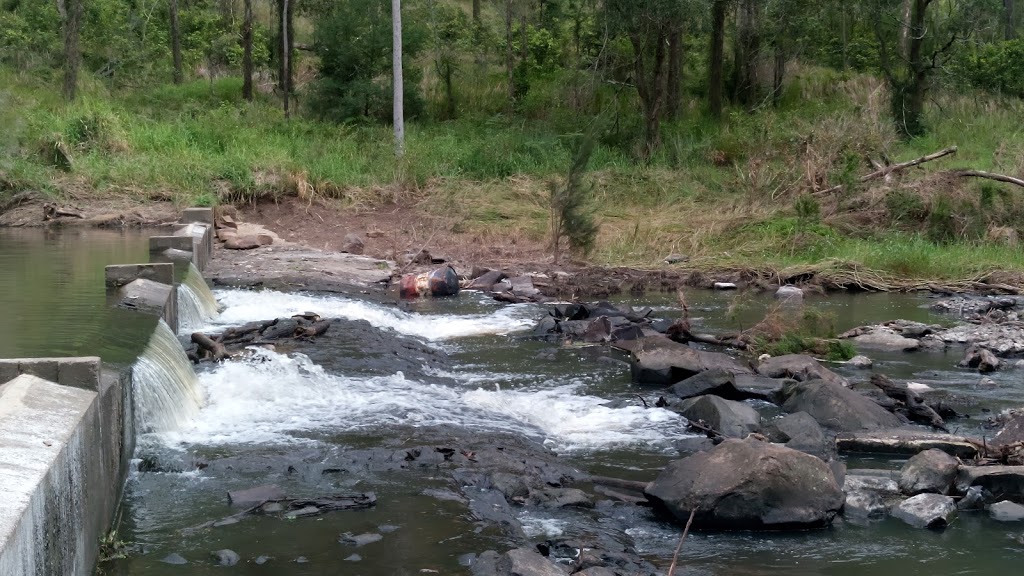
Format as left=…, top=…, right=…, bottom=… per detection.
left=154, top=289, right=688, bottom=452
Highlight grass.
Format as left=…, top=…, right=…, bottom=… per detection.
left=3, top=63, right=1024, bottom=286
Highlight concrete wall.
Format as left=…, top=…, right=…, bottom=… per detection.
left=0, top=207, right=211, bottom=576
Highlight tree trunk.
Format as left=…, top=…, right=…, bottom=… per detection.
left=631, top=29, right=667, bottom=159
left=734, top=0, right=761, bottom=108
left=505, top=0, right=514, bottom=110
left=242, top=0, right=254, bottom=101
left=840, top=1, right=849, bottom=71
left=709, top=0, right=727, bottom=119
left=772, top=43, right=785, bottom=106
left=898, top=0, right=913, bottom=60
left=279, top=0, right=293, bottom=118
left=1006, top=0, right=1018, bottom=40
left=443, top=63, right=455, bottom=119
left=894, top=0, right=929, bottom=137
left=519, top=7, right=528, bottom=74
left=473, top=0, right=480, bottom=23
left=62, top=0, right=83, bottom=101
left=665, top=25, right=683, bottom=121
left=170, top=0, right=183, bottom=84
left=393, top=0, right=405, bottom=157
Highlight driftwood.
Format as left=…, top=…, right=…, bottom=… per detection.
left=817, top=146, right=958, bottom=195
left=586, top=475, right=651, bottom=493
left=42, top=202, right=84, bottom=221
left=954, top=169, right=1024, bottom=189
left=191, top=332, right=228, bottom=361
left=182, top=493, right=376, bottom=535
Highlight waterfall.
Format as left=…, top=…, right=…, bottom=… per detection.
left=177, top=262, right=220, bottom=333
left=132, top=319, right=203, bottom=433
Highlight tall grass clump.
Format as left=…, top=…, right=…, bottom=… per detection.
left=548, top=134, right=599, bottom=264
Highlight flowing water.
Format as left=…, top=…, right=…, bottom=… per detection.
left=132, top=319, right=203, bottom=435
left=104, top=288, right=1024, bottom=575
left=177, top=263, right=221, bottom=334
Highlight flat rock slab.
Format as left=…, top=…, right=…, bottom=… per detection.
left=496, top=548, right=569, bottom=576
left=836, top=429, right=979, bottom=458
left=955, top=465, right=1024, bottom=502
left=989, top=500, right=1024, bottom=521
left=629, top=336, right=750, bottom=385
left=228, top=484, right=286, bottom=506
left=892, top=493, right=957, bottom=529
left=206, top=245, right=394, bottom=291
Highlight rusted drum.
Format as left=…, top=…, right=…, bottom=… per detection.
left=399, top=265, right=460, bottom=299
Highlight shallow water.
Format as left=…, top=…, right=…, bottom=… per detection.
left=104, top=287, right=1024, bottom=575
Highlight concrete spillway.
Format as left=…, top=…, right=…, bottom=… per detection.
left=177, top=262, right=220, bottom=333
left=132, top=319, right=203, bottom=434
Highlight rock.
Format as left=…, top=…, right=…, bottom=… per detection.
left=955, top=465, right=1024, bottom=503
left=582, top=317, right=612, bottom=343
left=496, top=548, right=569, bottom=576
left=211, top=549, right=240, bottom=566
left=994, top=414, right=1024, bottom=448
left=224, top=236, right=262, bottom=250
left=891, top=493, right=957, bottom=529
left=676, top=395, right=760, bottom=438
left=294, top=556, right=309, bottom=563
left=848, top=327, right=921, bottom=352
left=576, top=568, right=619, bottom=576
left=671, top=369, right=783, bottom=402
left=256, top=233, right=274, bottom=246
left=507, top=276, right=540, bottom=297
left=898, top=449, right=959, bottom=495
left=344, top=554, right=362, bottom=561
left=529, top=488, right=594, bottom=509
left=780, top=379, right=903, bottom=432
left=775, top=285, right=804, bottom=301
left=339, top=532, right=384, bottom=546
left=227, top=484, right=285, bottom=506
left=958, top=486, right=986, bottom=510
left=757, top=354, right=848, bottom=388
left=341, top=233, right=364, bottom=254
left=491, top=472, right=530, bottom=501
left=960, top=345, right=1001, bottom=373
left=675, top=437, right=717, bottom=455
left=255, top=555, right=272, bottom=565
left=644, top=437, right=844, bottom=530
left=836, top=429, right=979, bottom=458
left=160, top=553, right=188, bottom=565
left=847, top=355, right=873, bottom=369
left=990, top=500, right=1024, bottom=521
left=763, top=412, right=827, bottom=454
left=732, top=374, right=789, bottom=402
left=845, top=491, right=887, bottom=519
left=713, top=282, right=737, bottom=290
left=844, top=472, right=902, bottom=518
left=630, top=336, right=749, bottom=385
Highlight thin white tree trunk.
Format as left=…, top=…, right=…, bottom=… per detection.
left=393, top=0, right=405, bottom=158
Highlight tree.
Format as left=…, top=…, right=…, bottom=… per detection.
left=242, top=0, right=253, bottom=100
left=709, top=0, right=728, bottom=119
left=733, top=0, right=762, bottom=108
left=276, top=0, right=294, bottom=117
left=59, top=0, right=84, bottom=100
left=169, top=0, right=183, bottom=83
left=1007, top=0, right=1018, bottom=39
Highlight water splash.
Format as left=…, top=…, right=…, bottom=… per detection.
left=209, top=289, right=536, bottom=341
left=133, top=319, right=203, bottom=433
left=161, top=348, right=687, bottom=451
left=177, top=263, right=220, bottom=333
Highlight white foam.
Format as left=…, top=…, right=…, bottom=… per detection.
left=520, top=514, right=569, bottom=538
left=207, top=289, right=536, bottom=341
left=161, top=349, right=687, bottom=452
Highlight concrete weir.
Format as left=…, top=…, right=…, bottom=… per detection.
left=0, top=208, right=214, bottom=575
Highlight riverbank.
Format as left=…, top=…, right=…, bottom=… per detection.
left=4, top=66, right=1024, bottom=290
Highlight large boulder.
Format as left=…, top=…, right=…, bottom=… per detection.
left=671, top=369, right=785, bottom=403
left=494, top=548, right=568, bottom=576
left=891, top=493, right=957, bottom=529
left=955, top=465, right=1024, bottom=503
left=629, top=337, right=749, bottom=385
left=780, top=379, right=903, bottom=432
left=644, top=437, right=844, bottom=530
left=989, top=500, right=1024, bottom=522
left=835, top=429, right=979, bottom=459
left=847, top=327, right=921, bottom=352
left=675, top=395, right=761, bottom=438
left=993, top=413, right=1024, bottom=448
left=898, top=449, right=959, bottom=496
left=843, top=472, right=902, bottom=519
left=756, top=355, right=848, bottom=388
left=763, top=412, right=827, bottom=455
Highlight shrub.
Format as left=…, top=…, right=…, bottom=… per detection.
left=549, top=135, right=598, bottom=263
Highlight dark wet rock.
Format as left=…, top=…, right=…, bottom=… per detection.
left=844, top=473, right=901, bottom=519
left=756, top=354, right=847, bottom=388
left=931, top=296, right=1018, bottom=317
left=341, top=233, right=365, bottom=254
left=529, top=488, right=594, bottom=509
left=994, top=414, right=1024, bottom=448
left=227, top=484, right=286, bottom=506
left=847, top=355, right=873, bottom=369
left=955, top=466, right=1024, bottom=503
left=671, top=369, right=784, bottom=403
left=583, top=317, right=613, bottom=343
left=575, top=568, right=619, bottom=576
left=497, top=548, right=569, bottom=576
left=291, top=318, right=449, bottom=378
left=733, top=374, right=789, bottom=402
left=837, top=429, right=979, bottom=458
left=629, top=336, right=749, bottom=385
left=898, top=449, right=959, bottom=496
left=160, top=553, right=188, bottom=565
left=491, top=472, right=531, bottom=501
left=645, top=437, right=844, bottom=530
left=674, top=436, right=718, bottom=455
left=211, top=549, right=240, bottom=566
left=675, top=395, right=761, bottom=438
left=344, top=554, right=362, bottom=562
left=468, top=270, right=508, bottom=291
left=960, top=345, right=1001, bottom=373
left=959, top=486, right=986, bottom=510
left=780, top=379, right=903, bottom=432
left=339, top=532, right=383, bottom=547
left=763, top=412, right=827, bottom=455
left=989, top=500, right=1024, bottom=521
left=892, top=493, right=957, bottom=529
left=844, top=491, right=887, bottom=519
left=255, top=555, right=272, bottom=565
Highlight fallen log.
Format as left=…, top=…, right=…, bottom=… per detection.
left=816, top=146, right=958, bottom=195
left=192, top=332, right=228, bottom=361
left=42, top=202, right=84, bottom=220
left=954, top=169, right=1024, bottom=189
